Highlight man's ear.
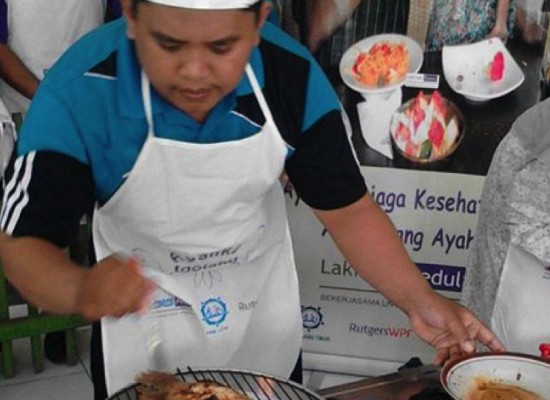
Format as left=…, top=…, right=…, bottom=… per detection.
left=258, top=1, right=272, bottom=28
left=121, top=0, right=137, bottom=39
left=253, top=1, right=272, bottom=46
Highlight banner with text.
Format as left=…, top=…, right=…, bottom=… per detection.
left=285, top=166, right=485, bottom=374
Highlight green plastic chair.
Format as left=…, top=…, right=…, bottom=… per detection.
left=0, top=224, right=89, bottom=378
left=0, top=274, right=87, bottom=377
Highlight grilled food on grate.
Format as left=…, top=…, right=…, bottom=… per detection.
left=137, top=371, right=251, bottom=400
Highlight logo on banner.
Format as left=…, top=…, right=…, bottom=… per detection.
left=201, top=297, right=228, bottom=327
left=150, top=296, right=190, bottom=312
left=349, top=323, right=413, bottom=339
left=302, top=306, right=324, bottom=332
left=417, top=263, right=465, bottom=292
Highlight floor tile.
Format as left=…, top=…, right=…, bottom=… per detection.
left=76, top=325, right=92, bottom=377
left=0, top=305, right=94, bottom=399
left=0, top=336, right=87, bottom=385
left=0, top=370, right=93, bottom=400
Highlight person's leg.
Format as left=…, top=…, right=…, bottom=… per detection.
left=45, top=218, right=92, bottom=364
left=289, top=351, right=303, bottom=384
left=91, top=321, right=108, bottom=400
left=44, top=331, right=67, bottom=364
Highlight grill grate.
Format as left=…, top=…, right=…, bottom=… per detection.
left=108, top=368, right=325, bottom=400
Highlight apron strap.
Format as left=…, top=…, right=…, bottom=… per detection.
left=244, top=64, right=276, bottom=126
left=245, top=64, right=292, bottom=150
left=141, top=71, right=155, bottom=138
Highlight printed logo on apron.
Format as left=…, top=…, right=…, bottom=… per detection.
left=93, top=65, right=302, bottom=395
left=201, top=297, right=229, bottom=332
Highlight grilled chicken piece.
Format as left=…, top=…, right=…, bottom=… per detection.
left=136, top=372, right=250, bottom=400
left=136, top=371, right=188, bottom=400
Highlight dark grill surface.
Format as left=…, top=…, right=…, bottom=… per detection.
left=319, top=358, right=453, bottom=400
left=108, top=368, right=325, bottom=400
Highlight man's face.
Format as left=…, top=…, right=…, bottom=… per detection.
left=123, top=1, right=270, bottom=123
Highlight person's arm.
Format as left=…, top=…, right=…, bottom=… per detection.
left=0, top=151, right=155, bottom=321
left=488, top=0, right=511, bottom=41
left=298, top=0, right=362, bottom=53
left=314, top=193, right=505, bottom=364
left=0, top=44, right=40, bottom=99
left=0, top=233, right=154, bottom=320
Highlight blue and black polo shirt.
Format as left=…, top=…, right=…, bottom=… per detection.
left=1, top=18, right=366, bottom=247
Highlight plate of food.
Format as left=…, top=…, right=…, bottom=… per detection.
left=389, top=90, right=464, bottom=163
left=442, top=38, right=525, bottom=102
left=441, top=352, right=550, bottom=400
left=339, top=33, right=423, bottom=97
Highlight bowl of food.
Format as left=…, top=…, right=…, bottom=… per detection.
left=442, top=38, right=525, bottom=102
left=441, top=352, right=550, bottom=400
left=389, top=90, right=464, bottom=163
left=339, top=33, right=423, bottom=98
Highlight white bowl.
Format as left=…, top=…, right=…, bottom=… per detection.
left=442, top=38, right=525, bottom=102
left=339, top=33, right=423, bottom=98
left=441, top=352, right=550, bottom=399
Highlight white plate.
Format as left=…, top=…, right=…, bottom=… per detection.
left=441, top=353, right=550, bottom=399
left=339, top=33, right=423, bottom=97
left=442, top=38, right=525, bottom=102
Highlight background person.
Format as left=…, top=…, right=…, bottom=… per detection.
left=291, top=0, right=410, bottom=67
left=0, top=0, right=504, bottom=398
left=426, top=0, right=516, bottom=51
left=462, top=98, right=550, bottom=356
left=0, top=0, right=122, bottom=119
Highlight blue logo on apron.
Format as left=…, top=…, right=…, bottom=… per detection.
left=200, top=297, right=228, bottom=326
left=302, top=306, right=324, bottom=332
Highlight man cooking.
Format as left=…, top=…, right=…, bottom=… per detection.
left=0, top=0, right=504, bottom=398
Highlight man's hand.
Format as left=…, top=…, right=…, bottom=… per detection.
left=76, top=256, right=155, bottom=321
left=408, top=292, right=505, bottom=365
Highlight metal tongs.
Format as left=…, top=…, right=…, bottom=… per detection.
left=144, top=313, right=165, bottom=371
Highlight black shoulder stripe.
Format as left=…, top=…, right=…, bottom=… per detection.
left=258, top=40, right=309, bottom=149
left=234, top=92, right=265, bottom=126
left=1, top=153, right=35, bottom=234
left=88, top=51, right=117, bottom=78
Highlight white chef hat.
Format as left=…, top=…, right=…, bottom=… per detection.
left=146, top=0, right=260, bottom=9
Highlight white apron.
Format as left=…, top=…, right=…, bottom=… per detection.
left=492, top=244, right=550, bottom=355
left=0, top=0, right=106, bottom=116
left=93, top=65, right=302, bottom=395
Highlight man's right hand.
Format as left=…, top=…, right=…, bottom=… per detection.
left=76, top=256, right=155, bottom=321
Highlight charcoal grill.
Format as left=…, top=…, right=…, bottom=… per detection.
left=108, top=368, right=326, bottom=400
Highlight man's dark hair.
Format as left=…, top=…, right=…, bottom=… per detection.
left=130, top=0, right=264, bottom=17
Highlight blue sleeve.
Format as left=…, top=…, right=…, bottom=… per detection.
left=0, top=0, right=8, bottom=43
left=18, top=84, right=89, bottom=164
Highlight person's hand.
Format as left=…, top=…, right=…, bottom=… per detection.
left=303, top=0, right=362, bottom=52
left=75, top=256, right=155, bottom=321
left=407, top=292, right=505, bottom=365
left=488, top=20, right=508, bottom=43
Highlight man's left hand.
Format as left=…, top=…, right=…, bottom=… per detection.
left=408, top=292, right=505, bottom=365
